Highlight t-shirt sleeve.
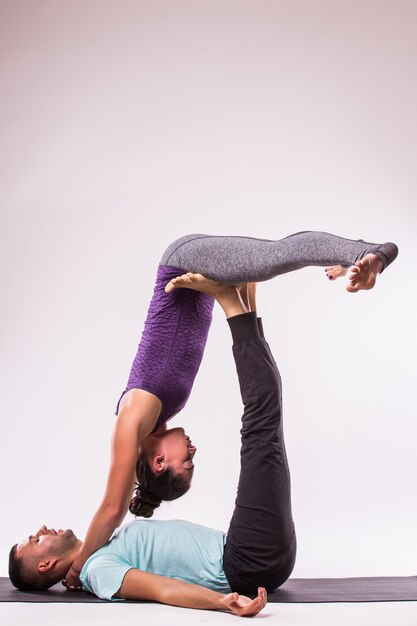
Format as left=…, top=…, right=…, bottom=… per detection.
left=80, top=554, right=133, bottom=601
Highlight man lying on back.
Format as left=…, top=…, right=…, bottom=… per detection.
left=9, top=519, right=266, bottom=616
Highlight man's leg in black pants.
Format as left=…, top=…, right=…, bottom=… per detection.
left=223, top=312, right=296, bottom=594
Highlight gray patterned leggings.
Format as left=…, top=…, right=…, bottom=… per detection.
left=160, top=231, right=398, bottom=284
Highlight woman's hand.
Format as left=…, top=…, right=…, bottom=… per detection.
left=62, top=564, right=82, bottom=591
left=222, top=587, right=267, bottom=617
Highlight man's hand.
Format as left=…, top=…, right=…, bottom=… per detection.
left=222, top=587, right=267, bottom=617
left=116, top=568, right=267, bottom=615
left=62, top=564, right=82, bottom=591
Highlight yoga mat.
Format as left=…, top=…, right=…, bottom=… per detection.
left=268, top=576, right=417, bottom=603
left=2, top=576, right=417, bottom=603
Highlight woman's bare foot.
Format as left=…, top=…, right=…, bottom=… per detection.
left=325, top=265, right=348, bottom=281
left=166, top=272, right=227, bottom=296
left=165, top=272, right=248, bottom=318
left=346, top=254, right=385, bottom=293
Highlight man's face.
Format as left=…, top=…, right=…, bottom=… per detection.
left=16, top=525, right=79, bottom=570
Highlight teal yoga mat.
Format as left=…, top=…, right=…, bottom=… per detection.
left=2, top=576, right=417, bottom=603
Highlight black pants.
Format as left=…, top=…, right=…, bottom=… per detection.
left=223, top=312, right=297, bottom=594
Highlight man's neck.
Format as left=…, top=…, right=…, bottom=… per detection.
left=68, top=540, right=84, bottom=567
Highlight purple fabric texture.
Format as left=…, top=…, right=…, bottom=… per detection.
left=117, top=265, right=214, bottom=429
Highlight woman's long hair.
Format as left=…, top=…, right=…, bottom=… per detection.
left=129, top=449, right=191, bottom=518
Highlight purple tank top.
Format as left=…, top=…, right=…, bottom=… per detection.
left=117, top=265, right=214, bottom=430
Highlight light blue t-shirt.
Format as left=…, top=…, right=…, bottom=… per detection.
left=80, top=519, right=230, bottom=601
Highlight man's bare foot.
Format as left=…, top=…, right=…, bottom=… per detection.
left=325, top=265, right=348, bottom=281
left=346, top=254, right=385, bottom=293
left=165, top=272, right=248, bottom=318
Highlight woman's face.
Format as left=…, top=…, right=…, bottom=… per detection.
left=152, top=427, right=197, bottom=478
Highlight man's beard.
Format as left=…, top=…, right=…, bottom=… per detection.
left=54, top=529, right=78, bottom=556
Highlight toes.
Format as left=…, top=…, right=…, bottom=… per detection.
left=346, top=284, right=359, bottom=293
left=165, top=277, right=185, bottom=293
left=325, top=265, right=349, bottom=280
left=187, top=272, right=204, bottom=282
left=174, top=274, right=190, bottom=284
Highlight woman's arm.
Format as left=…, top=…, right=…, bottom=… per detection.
left=115, top=569, right=267, bottom=617
left=64, top=390, right=162, bottom=589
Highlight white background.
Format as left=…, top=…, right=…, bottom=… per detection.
left=1, top=0, right=416, bottom=584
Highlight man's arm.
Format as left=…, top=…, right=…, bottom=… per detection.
left=115, top=568, right=267, bottom=617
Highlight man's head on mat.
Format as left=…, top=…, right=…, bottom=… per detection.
left=9, top=526, right=82, bottom=591
left=131, top=426, right=197, bottom=518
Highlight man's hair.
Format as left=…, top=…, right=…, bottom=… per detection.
left=8, top=544, right=56, bottom=591
left=129, top=449, right=190, bottom=518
